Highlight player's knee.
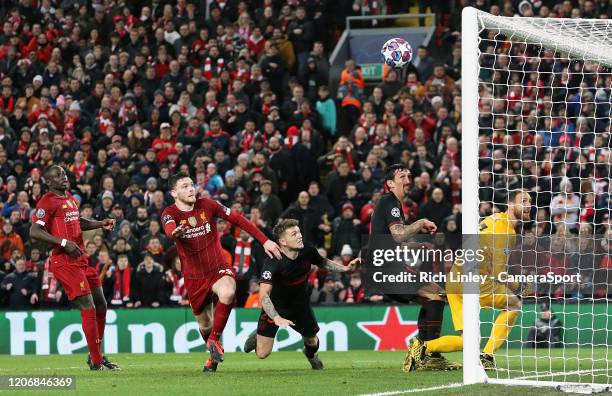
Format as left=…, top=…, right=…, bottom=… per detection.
left=95, top=298, right=107, bottom=311
left=217, top=288, right=235, bottom=304
left=428, top=294, right=443, bottom=301
left=75, top=294, right=95, bottom=310
left=256, top=348, right=271, bottom=359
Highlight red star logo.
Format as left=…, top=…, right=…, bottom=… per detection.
left=358, top=307, right=419, bottom=351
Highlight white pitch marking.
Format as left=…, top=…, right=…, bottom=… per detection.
left=358, top=382, right=464, bottom=396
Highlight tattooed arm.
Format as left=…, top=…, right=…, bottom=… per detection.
left=323, top=258, right=361, bottom=273
left=389, top=219, right=438, bottom=243
left=259, top=282, right=295, bottom=328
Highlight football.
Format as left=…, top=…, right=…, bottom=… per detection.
left=381, top=37, right=413, bottom=68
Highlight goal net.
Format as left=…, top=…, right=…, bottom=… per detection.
left=461, top=7, right=612, bottom=390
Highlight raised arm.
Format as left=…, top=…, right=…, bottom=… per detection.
left=259, top=282, right=294, bottom=328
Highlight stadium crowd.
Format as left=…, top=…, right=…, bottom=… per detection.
left=0, top=0, right=610, bottom=310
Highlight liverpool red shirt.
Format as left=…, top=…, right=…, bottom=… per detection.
left=162, top=197, right=268, bottom=280
left=32, top=191, right=86, bottom=266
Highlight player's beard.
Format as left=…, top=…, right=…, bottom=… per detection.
left=515, top=206, right=530, bottom=222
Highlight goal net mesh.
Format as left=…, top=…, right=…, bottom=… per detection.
left=474, top=13, right=611, bottom=386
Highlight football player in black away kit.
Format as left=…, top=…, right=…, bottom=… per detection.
left=243, top=219, right=359, bottom=369
left=369, top=163, right=461, bottom=371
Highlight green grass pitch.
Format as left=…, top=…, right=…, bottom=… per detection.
left=0, top=348, right=609, bottom=395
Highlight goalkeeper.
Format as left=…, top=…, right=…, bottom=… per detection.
left=405, top=189, right=532, bottom=371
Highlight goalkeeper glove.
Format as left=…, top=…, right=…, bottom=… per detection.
left=515, top=281, right=536, bottom=297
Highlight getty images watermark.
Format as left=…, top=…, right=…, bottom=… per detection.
left=361, top=234, right=583, bottom=295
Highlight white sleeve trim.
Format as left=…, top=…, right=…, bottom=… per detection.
left=225, top=207, right=230, bottom=216
left=36, top=220, right=46, bottom=226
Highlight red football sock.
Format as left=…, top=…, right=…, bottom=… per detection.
left=81, top=308, right=102, bottom=366
left=96, top=307, right=107, bottom=356
left=209, top=302, right=233, bottom=341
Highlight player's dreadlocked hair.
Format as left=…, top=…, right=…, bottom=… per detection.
left=272, top=219, right=300, bottom=242
left=168, top=171, right=192, bottom=191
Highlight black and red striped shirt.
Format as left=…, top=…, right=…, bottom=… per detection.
left=259, top=245, right=324, bottom=308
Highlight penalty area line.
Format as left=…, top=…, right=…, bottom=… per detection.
left=359, top=382, right=464, bottom=396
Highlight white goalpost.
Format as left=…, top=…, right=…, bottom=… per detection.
left=461, top=6, right=611, bottom=391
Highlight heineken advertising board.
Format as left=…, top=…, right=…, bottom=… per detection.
left=0, top=305, right=609, bottom=355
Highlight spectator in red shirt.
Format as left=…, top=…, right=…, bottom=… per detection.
left=151, top=122, right=177, bottom=163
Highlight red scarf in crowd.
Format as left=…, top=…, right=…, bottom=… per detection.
left=373, top=135, right=388, bottom=147
left=336, top=147, right=356, bottom=171
left=446, top=148, right=459, bottom=166
left=169, top=271, right=186, bottom=302
left=231, top=66, right=250, bottom=81
left=25, top=259, right=40, bottom=274
left=362, top=0, right=380, bottom=14
left=240, top=130, right=255, bottom=153
left=41, top=258, right=58, bottom=302
left=346, top=286, right=365, bottom=303
left=111, top=267, right=131, bottom=306
left=450, top=179, right=461, bottom=206
left=203, top=57, right=225, bottom=80
left=0, top=95, right=14, bottom=113
left=233, top=238, right=252, bottom=278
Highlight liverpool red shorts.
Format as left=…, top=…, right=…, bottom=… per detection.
left=185, top=268, right=235, bottom=315
left=52, top=256, right=101, bottom=301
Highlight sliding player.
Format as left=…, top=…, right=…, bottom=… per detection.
left=407, top=189, right=532, bottom=371
left=162, top=172, right=281, bottom=372
left=242, top=219, right=359, bottom=369
left=30, top=165, right=119, bottom=370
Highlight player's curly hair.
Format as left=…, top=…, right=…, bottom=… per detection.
left=272, top=219, right=300, bottom=242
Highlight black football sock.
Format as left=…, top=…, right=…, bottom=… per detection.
left=424, top=300, right=445, bottom=341
left=199, top=328, right=211, bottom=343
left=304, top=339, right=319, bottom=359
left=417, top=306, right=427, bottom=340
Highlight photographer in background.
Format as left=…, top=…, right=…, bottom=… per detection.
left=527, top=303, right=563, bottom=348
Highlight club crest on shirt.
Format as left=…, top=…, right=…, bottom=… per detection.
left=200, top=212, right=207, bottom=222
left=36, top=209, right=45, bottom=218
left=188, top=216, right=197, bottom=227
left=391, top=207, right=401, bottom=218
left=180, top=219, right=187, bottom=225
left=79, top=281, right=85, bottom=290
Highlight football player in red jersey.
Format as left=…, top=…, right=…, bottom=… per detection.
left=30, top=165, right=119, bottom=370
left=162, top=172, right=281, bottom=372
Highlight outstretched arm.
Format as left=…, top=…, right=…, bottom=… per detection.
left=215, top=202, right=281, bottom=259
left=80, top=217, right=115, bottom=231
left=323, top=257, right=360, bottom=273
left=259, top=282, right=294, bottom=328
left=389, top=219, right=437, bottom=243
